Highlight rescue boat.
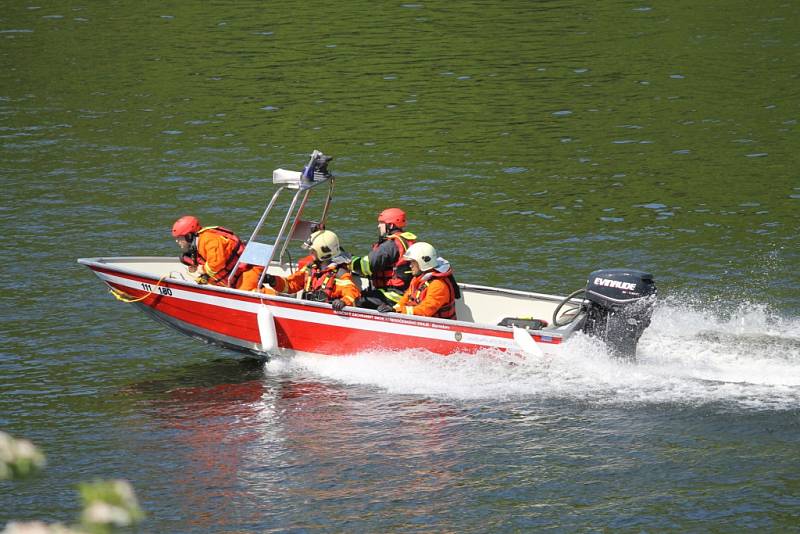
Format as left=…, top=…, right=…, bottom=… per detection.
left=78, top=151, right=657, bottom=360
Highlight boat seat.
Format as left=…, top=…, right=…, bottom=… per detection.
left=498, top=317, right=548, bottom=331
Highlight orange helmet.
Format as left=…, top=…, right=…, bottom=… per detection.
left=172, top=215, right=201, bottom=238
left=378, top=208, right=406, bottom=229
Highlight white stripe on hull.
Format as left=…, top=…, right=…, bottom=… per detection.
left=93, top=266, right=564, bottom=357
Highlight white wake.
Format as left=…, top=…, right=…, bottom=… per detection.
left=265, top=297, right=800, bottom=410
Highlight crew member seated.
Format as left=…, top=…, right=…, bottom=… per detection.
left=377, top=242, right=460, bottom=319
left=351, top=207, right=417, bottom=309
left=172, top=215, right=263, bottom=291
left=261, top=230, right=360, bottom=311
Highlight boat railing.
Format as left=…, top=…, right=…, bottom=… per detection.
left=227, top=150, right=335, bottom=287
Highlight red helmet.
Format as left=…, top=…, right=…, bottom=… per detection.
left=378, top=208, right=406, bottom=229
left=172, top=215, right=201, bottom=238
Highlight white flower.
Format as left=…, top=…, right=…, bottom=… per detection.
left=0, top=522, right=80, bottom=534
left=82, top=502, right=133, bottom=527
left=0, top=432, right=46, bottom=479
left=0, top=432, right=15, bottom=463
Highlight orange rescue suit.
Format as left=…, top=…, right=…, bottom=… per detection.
left=196, top=227, right=262, bottom=291
left=271, top=263, right=361, bottom=306
left=395, top=270, right=458, bottom=319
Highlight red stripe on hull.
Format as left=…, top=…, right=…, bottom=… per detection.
left=272, top=317, right=485, bottom=356
left=97, top=266, right=561, bottom=357
left=108, top=281, right=261, bottom=344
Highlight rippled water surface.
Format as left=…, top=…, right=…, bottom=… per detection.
left=2, top=0, right=799, bottom=531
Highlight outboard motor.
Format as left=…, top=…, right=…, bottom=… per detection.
left=582, top=269, right=657, bottom=359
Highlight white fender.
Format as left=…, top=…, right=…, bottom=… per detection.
left=257, top=305, right=277, bottom=353
left=512, top=326, right=544, bottom=358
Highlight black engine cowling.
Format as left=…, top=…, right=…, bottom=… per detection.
left=581, top=269, right=657, bottom=359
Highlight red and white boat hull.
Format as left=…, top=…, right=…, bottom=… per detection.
left=79, top=258, right=566, bottom=359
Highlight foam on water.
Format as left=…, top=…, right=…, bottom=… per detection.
left=265, top=298, right=800, bottom=410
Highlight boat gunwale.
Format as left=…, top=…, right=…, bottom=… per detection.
left=78, top=256, right=570, bottom=340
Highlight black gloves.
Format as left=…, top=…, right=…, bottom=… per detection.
left=263, top=274, right=276, bottom=287
left=196, top=273, right=209, bottom=285
left=331, top=299, right=346, bottom=311
left=377, top=303, right=394, bottom=313
left=305, top=290, right=328, bottom=302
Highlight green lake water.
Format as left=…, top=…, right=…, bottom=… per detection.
left=2, top=1, right=799, bottom=531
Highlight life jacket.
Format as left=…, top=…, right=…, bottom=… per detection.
left=297, top=254, right=314, bottom=270
left=372, top=232, right=416, bottom=291
left=195, top=226, right=246, bottom=286
left=302, top=260, right=347, bottom=302
left=407, top=269, right=460, bottom=320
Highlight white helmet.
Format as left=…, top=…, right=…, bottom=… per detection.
left=303, top=230, right=340, bottom=261
left=403, top=242, right=439, bottom=271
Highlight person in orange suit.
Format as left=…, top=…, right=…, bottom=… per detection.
left=171, top=215, right=263, bottom=291
left=378, top=242, right=460, bottom=319
left=261, top=230, right=360, bottom=311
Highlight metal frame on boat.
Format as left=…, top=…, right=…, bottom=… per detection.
left=78, top=150, right=656, bottom=360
